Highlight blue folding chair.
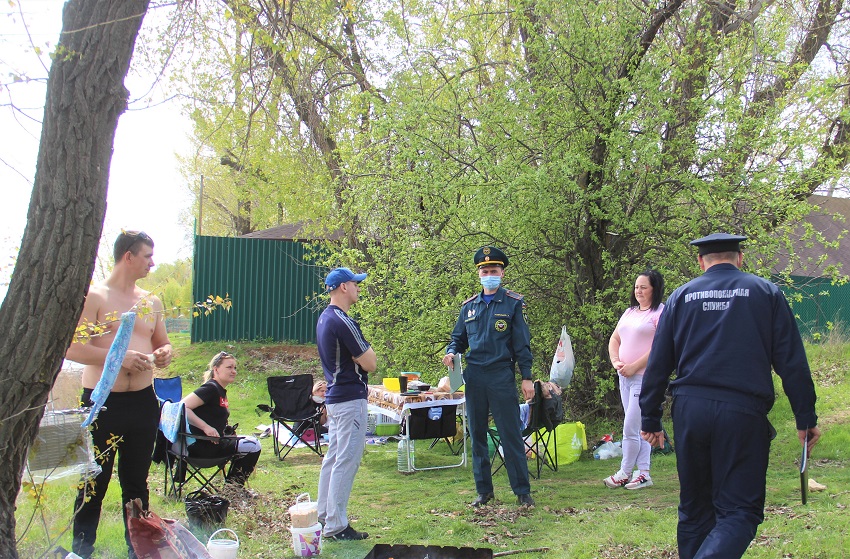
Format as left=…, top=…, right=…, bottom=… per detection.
left=152, top=377, right=183, bottom=465
left=154, top=376, right=183, bottom=404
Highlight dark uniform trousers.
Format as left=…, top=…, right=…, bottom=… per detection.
left=465, top=363, right=531, bottom=497
left=673, top=395, right=771, bottom=559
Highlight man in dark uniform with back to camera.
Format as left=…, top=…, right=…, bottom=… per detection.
left=443, top=246, right=536, bottom=508
left=640, top=233, right=821, bottom=559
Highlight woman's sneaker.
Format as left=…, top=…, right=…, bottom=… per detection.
left=625, top=472, right=653, bottom=490
left=603, top=470, right=631, bottom=488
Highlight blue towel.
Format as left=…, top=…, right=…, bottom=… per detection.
left=159, top=401, right=195, bottom=446
left=519, top=403, right=530, bottom=430
left=82, top=312, right=136, bottom=427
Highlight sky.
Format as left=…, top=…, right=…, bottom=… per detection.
left=1, top=1, right=196, bottom=300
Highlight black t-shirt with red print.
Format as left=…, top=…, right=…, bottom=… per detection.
left=189, top=379, right=230, bottom=437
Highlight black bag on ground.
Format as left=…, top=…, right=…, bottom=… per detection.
left=184, top=490, right=229, bottom=529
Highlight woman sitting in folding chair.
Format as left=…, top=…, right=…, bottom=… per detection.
left=181, top=351, right=262, bottom=492
left=293, top=380, right=329, bottom=438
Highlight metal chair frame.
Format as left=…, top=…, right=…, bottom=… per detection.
left=400, top=397, right=467, bottom=472
left=488, top=381, right=560, bottom=479
left=162, top=405, right=242, bottom=499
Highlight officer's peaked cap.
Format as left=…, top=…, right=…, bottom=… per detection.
left=690, top=233, right=747, bottom=255
left=474, top=246, right=509, bottom=268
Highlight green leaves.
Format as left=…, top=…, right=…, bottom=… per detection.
left=167, top=0, right=848, bottom=412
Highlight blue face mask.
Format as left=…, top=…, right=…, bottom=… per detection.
left=480, top=276, right=502, bottom=290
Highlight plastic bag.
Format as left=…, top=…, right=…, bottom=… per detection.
left=549, top=326, right=575, bottom=388
left=554, top=422, right=586, bottom=465
left=594, top=441, right=623, bottom=460
left=184, top=490, right=229, bottom=531
left=127, top=498, right=213, bottom=558
left=26, top=409, right=101, bottom=484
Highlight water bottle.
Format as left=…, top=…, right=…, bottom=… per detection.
left=409, top=439, right=415, bottom=469
left=596, top=441, right=616, bottom=460
left=397, top=439, right=411, bottom=473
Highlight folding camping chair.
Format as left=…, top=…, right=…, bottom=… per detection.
left=152, top=376, right=183, bottom=465
left=400, top=397, right=467, bottom=472
left=256, top=375, right=324, bottom=461
left=489, top=380, right=560, bottom=479
left=426, top=412, right=466, bottom=456
left=162, top=403, right=242, bottom=499
left=153, top=376, right=183, bottom=405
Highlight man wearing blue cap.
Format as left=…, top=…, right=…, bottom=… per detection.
left=316, top=267, right=376, bottom=541
left=443, top=246, right=535, bottom=507
left=640, top=233, right=820, bottom=559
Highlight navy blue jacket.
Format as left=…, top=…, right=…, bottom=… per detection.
left=446, top=287, right=533, bottom=379
left=640, top=263, right=817, bottom=432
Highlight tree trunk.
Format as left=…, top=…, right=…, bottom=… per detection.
left=0, top=1, right=149, bottom=556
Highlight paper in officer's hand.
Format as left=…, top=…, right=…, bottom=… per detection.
left=450, top=353, right=464, bottom=393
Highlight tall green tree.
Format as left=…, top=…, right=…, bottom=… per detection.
left=138, top=258, right=194, bottom=314
left=0, top=2, right=150, bottom=556
left=171, top=0, right=850, bottom=410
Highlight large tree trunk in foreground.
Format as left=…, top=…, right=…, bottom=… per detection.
left=0, top=1, right=149, bottom=556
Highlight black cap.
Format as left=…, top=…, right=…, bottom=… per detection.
left=690, top=233, right=747, bottom=255
left=474, top=246, right=509, bottom=268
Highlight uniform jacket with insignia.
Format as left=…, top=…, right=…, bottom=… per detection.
left=446, top=287, right=533, bottom=379
left=640, top=263, right=818, bottom=433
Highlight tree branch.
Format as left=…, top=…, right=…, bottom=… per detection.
left=751, top=0, right=844, bottom=112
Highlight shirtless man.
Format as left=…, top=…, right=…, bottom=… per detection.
left=65, top=231, right=172, bottom=559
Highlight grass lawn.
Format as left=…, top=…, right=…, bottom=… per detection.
left=15, top=334, right=850, bottom=558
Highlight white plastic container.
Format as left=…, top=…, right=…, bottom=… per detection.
left=207, top=528, right=239, bottom=559
left=290, top=522, right=322, bottom=557
left=288, top=493, right=319, bottom=528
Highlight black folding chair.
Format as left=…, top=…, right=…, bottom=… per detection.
left=426, top=412, right=466, bottom=456
left=162, top=404, right=242, bottom=499
left=256, top=375, right=323, bottom=461
left=489, top=381, right=559, bottom=479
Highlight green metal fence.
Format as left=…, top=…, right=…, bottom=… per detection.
left=189, top=238, right=847, bottom=344
left=191, top=235, right=325, bottom=343
left=780, top=275, right=850, bottom=340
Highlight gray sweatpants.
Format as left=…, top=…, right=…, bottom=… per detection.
left=317, top=398, right=367, bottom=536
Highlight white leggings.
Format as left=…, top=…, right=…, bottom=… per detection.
left=619, top=374, right=651, bottom=473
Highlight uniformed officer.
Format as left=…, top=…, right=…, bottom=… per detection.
left=640, top=233, right=821, bottom=559
left=442, top=246, right=535, bottom=507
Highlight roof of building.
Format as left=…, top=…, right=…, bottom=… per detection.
left=237, top=221, right=345, bottom=242
left=771, top=195, right=850, bottom=277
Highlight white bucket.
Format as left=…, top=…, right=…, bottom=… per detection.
left=290, top=522, right=322, bottom=557
left=288, top=493, right=319, bottom=528
left=207, top=528, right=239, bottom=559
